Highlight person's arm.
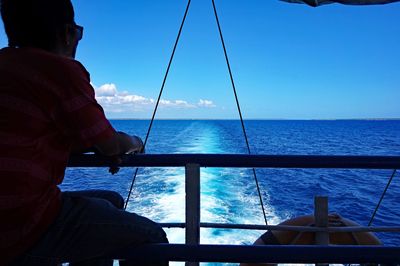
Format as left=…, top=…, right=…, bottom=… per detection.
left=94, top=131, right=144, bottom=156
left=70, top=132, right=144, bottom=156
left=92, top=132, right=144, bottom=175
left=58, top=60, right=144, bottom=159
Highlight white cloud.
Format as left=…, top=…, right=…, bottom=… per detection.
left=96, top=83, right=117, bottom=96
left=92, top=83, right=215, bottom=113
left=160, top=99, right=196, bottom=108
left=198, top=99, right=216, bottom=108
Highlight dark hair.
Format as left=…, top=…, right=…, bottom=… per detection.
left=0, top=0, right=74, bottom=50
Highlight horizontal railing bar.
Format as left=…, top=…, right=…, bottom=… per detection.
left=111, top=244, right=400, bottom=263
left=68, top=154, right=400, bottom=169
left=159, top=222, right=400, bottom=232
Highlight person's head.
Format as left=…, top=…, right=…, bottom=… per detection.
left=0, top=0, right=83, bottom=58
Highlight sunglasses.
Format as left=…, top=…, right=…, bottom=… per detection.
left=68, top=23, right=84, bottom=41
left=74, top=24, right=84, bottom=40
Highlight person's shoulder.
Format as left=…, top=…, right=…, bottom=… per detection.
left=0, top=47, right=87, bottom=72
left=34, top=48, right=87, bottom=72
left=26, top=48, right=91, bottom=81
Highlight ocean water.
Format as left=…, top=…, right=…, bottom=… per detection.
left=62, top=120, right=400, bottom=265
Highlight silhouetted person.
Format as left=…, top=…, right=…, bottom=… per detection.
left=0, top=0, right=168, bottom=265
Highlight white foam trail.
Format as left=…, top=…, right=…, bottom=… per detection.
left=127, top=121, right=284, bottom=265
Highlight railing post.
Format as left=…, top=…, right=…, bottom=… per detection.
left=314, top=196, right=329, bottom=244
left=315, top=196, right=329, bottom=266
left=185, top=163, right=200, bottom=266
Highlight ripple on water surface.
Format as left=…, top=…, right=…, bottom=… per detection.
left=62, top=120, right=400, bottom=265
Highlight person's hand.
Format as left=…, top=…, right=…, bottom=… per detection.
left=107, top=134, right=144, bottom=175
left=108, top=155, right=122, bottom=175
left=127, top=135, right=145, bottom=154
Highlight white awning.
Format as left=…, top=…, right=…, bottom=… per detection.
left=281, top=0, right=400, bottom=6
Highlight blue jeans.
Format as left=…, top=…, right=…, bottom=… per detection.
left=10, top=190, right=168, bottom=266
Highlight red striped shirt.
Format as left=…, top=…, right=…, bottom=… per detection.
left=0, top=47, right=116, bottom=264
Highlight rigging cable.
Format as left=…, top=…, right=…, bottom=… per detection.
left=211, top=0, right=268, bottom=226
left=124, top=0, right=192, bottom=210
left=368, top=169, right=397, bottom=226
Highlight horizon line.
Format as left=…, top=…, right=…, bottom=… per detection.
left=107, top=118, right=400, bottom=121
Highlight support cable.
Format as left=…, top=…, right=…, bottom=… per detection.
left=124, top=0, right=192, bottom=210
left=211, top=0, right=268, bottom=225
left=368, top=169, right=397, bottom=226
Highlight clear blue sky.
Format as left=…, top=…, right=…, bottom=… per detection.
left=1, top=0, right=399, bottom=119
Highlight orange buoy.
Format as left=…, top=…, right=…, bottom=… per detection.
left=240, top=213, right=381, bottom=266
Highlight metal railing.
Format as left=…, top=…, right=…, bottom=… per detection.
left=69, top=154, right=400, bottom=169
left=68, top=154, right=400, bottom=265
left=111, top=244, right=400, bottom=264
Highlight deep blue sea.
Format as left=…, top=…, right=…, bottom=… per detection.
left=62, top=120, right=400, bottom=265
